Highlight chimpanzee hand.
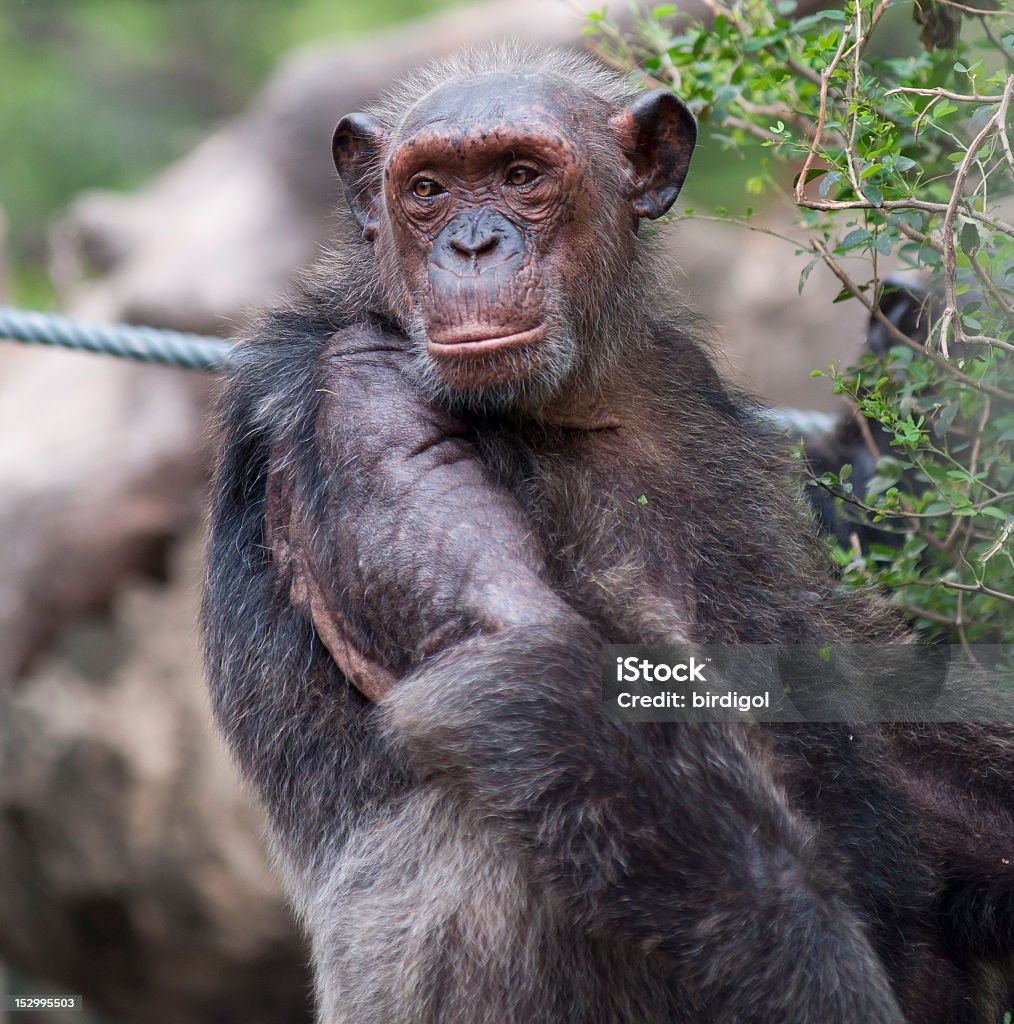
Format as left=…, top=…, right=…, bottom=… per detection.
left=266, top=323, right=575, bottom=700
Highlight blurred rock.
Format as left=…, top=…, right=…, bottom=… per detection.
left=0, top=350, right=208, bottom=681
left=0, top=530, right=309, bottom=1024
left=672, top=218, right=868, bottom=410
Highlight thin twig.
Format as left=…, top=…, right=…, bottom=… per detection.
left=938, top=580, right=1014, bottom=604
left=812, top=241, right=1014, bottom=402
left=961, top=333, right=1014, bottom=354
left=892, top=215, right=942, bottom=252
left=941, top=77, right=1013, bottom=353
left=912, top=93, right=942, bottom=142
left=982, top=522, right=1014, bottom=566
left=896, top=603, right=960, bottom=627
left=851, top=404, right=883, bottom=463
left=844, top=3, right=864, bottom=195
left=955, top=586, right=976, bottom=661
left=969, top=251, right=1014, bottom=317
left=591, top=47, right=669, bottom=90
left=981, top=17, right=1014, bottom=61
left=811, top=478, right=1011, bottom=521
left=721, top=116, right=783, bottom=143
left=798, top=197, right=1014, bottom=237
left=885, top=87, right=1004, bottom=103
left=795, top=23, right=855, bottom=204
left=998, top=76, right=1014, bottom=174
left=934, top=0, right=1009, bottom=14
left=786, top=57, right=822, bottom=89
left=967, top=398, right=990, bottom=487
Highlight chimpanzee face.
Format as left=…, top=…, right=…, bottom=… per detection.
left=334, top=72, right=696, bottom=408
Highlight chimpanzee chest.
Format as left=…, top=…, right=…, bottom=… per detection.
left=475, top=425, right=696, bottom=643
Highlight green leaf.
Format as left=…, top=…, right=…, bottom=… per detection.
left=959, top=220, right=981, bottom=257
left=874, top=233, right=893, bottom=256
left=795, top=167, right=829, bottom=188
left=839, top=228, right=872, bottom=250
left=934, top=402, right=959, bottom=438
left=799, top=254, right=821, bottom=295
left=819, top=171, right=842, bottom=197
left=861, top=184, right=884, bottom=207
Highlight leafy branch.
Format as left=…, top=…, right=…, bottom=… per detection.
left=590, top=0, right=1014, bottom=641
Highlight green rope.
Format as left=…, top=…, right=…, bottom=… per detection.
left=0, top=305, right=837, bottom=438
left=0, top=305, right=235, bottom=371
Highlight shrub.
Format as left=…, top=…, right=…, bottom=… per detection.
left=592, top=0, right=1014, bottom=645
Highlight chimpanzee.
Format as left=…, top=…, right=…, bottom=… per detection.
left=804, top=279, right=937, bottom=551
left=203, top=46, right=1014, bottom=1024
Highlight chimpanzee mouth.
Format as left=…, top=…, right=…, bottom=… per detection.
left=427, top=325, right=546, bottom=357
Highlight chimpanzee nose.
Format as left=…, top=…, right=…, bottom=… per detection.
left=448, top=211, right=501, bottom=257
left=432, top=210, right=524, bottom=273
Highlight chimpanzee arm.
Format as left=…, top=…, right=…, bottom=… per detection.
left=273, top=324, right=904, bottom=1024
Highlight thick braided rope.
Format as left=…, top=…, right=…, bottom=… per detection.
left=0, top=305, right=836, bottom=438
left=0, top=306, right=235, bottom=371
left=754, top=405, right=838, bottom=438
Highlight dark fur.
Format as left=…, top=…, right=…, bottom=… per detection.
left=203, top=47, right=1014, bottom=1024
left=805, top=280, right=937, bottom=552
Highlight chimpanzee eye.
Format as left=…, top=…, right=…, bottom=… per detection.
left=506, top=165, right=539, bottom=187
left=412, top=179, right=445, bottom=198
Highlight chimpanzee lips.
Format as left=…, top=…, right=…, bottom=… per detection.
left=426, top=325, right=546, bottom=357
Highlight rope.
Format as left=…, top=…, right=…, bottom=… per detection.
left=0, top=306, right=235, bottom=371
left=0, top=305, right=838, bottom=438
left=754, top=405, right=838, bottom=438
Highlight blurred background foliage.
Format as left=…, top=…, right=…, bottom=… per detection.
left=0, top=0, right=468, bottom=307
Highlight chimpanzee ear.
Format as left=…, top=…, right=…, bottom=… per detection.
left=609, top=90, right=697, bottom=220
left=332, top=113, right=387, bottom=239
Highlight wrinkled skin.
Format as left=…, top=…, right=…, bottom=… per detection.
left=267, top=326, right=565, bottom=700
left=205, top=57, right=1014, bottom=1024
left=333, top=72, right=694, bottom=407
